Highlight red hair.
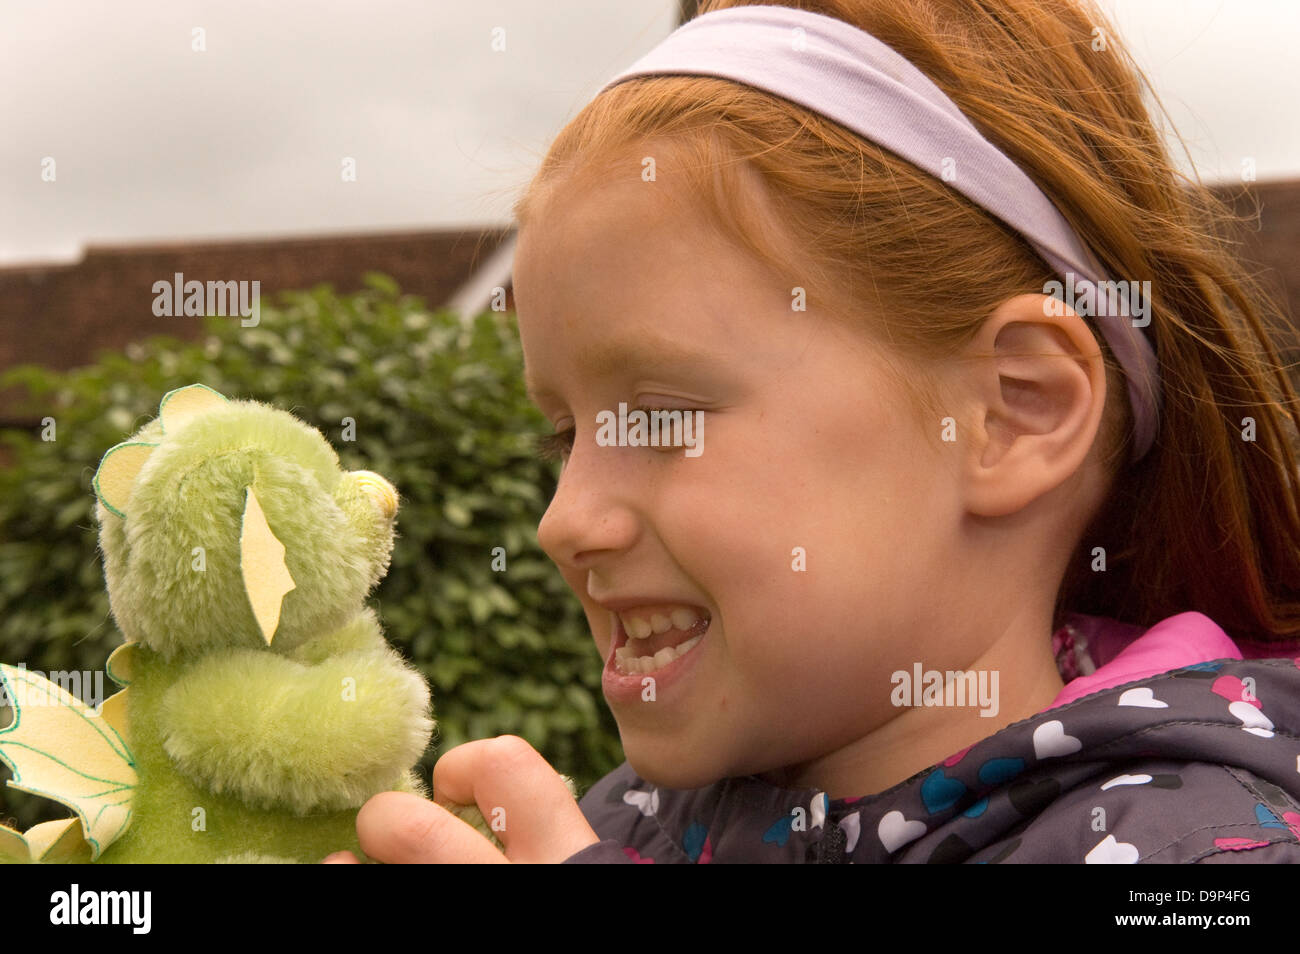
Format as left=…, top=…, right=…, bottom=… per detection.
left=514, top=0, right=1300, bottom=642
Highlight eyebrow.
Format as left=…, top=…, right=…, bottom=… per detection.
left=523, top=333, right=719, bottom=405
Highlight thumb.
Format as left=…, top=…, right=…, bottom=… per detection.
left=433, top=735, right=598, bottom=863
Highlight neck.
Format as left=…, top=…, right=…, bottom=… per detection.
left=758, top=610, right=1066, bottom=799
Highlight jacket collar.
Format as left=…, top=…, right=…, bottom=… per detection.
left=590, top=612, right=1285, bottom=862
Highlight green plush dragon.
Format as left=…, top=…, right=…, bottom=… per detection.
left=0, top=383, right=477, bottom=863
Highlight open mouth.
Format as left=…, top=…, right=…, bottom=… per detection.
left=611, top=609, right=711, bottom=676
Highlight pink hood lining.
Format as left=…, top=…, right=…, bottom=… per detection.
left=1045, top=611, right=1300, bottom=711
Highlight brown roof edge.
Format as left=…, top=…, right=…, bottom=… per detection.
left=1, top=224, right=518, bottom=273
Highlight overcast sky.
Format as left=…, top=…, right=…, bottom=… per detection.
left=2, top=0, right=1297, bottom=266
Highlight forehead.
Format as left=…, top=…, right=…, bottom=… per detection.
left=514, top=164, right=746, bottom=396
left=516, top=159, right=713, bottom=283
left=522, top=331, right=725, bottom=405
left=511, top=143, right=873, bottom=405
left=513, top=136, right=806, bottom=300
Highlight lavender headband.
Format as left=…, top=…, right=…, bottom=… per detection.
left=598, top=5, right=1161, bottom=461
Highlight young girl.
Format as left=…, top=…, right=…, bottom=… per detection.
left=333, top=0, right=1300, bottom=864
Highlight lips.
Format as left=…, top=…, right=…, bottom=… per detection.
left=592, top=595, right=711, bottom=615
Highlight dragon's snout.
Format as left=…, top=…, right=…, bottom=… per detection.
left=351, top=470, right=398, bottom=520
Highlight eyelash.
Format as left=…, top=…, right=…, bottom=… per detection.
left=533, top=406, right=677, bottom=463
left=533, top=429, right=572, bottom=463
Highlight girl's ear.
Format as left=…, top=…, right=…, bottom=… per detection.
left=958, top=293, right=1108, bottom=518
left=240, top=486, right=296, bottom=645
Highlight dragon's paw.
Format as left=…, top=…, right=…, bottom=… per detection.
left=159, top=647, right=433, bottom=814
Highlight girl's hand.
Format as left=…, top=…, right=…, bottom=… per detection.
left=322, top=735, right=601, bottom=863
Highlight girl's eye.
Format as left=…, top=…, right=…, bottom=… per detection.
left=533, top=426, right=574, bottom=463
left=531, top=407, right=683, bottom=463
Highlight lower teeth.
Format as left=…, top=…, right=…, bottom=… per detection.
left=614, top=633, right=704, bottom=675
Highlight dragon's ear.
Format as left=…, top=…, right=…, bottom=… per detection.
left=240, top=487, right=296, bottom=645
left=93, top=442, right=158, bottom=518
left=159, top=383, right=228, bottom=436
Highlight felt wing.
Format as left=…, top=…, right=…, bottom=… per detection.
left=0, top=664, right=136, bottom=861
left=0, top=817, right=94, bottom=864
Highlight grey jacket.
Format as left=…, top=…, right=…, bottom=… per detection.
left=563, top=612, right=1300, bottom=863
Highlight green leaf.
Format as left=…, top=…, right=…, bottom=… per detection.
left=443, top=500, right=473, bottom=528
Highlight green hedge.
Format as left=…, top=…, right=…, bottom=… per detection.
left=0, top=275, right=623, bottom=832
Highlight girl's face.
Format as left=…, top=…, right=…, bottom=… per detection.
left=513, top=157, right=975, bottom=794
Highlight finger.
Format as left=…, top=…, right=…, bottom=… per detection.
left=322, top=851, right=362, bottom=864
left=431, top=735, right=598, bottom=863
left=356, top=790, right=508, bottom=864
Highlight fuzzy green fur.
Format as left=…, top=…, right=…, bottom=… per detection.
left=91, top=636, right=429, bottom=864
left=157, top=610, right=432, bottom=815
left=97, top=400, right=393, bottom=658
left=3, top=385, right=438, bottom=863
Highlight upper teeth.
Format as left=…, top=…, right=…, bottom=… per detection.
left=620, top=606, right=705, bottom=639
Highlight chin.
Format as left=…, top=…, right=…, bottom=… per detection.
left=622, top=747, right=726, bottom=791
left=629, top=763, right=725, bottom=792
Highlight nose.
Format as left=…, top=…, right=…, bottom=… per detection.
left=351, top=470, right=398, bottom=519
left=536, top=447, right=639, bottom=570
